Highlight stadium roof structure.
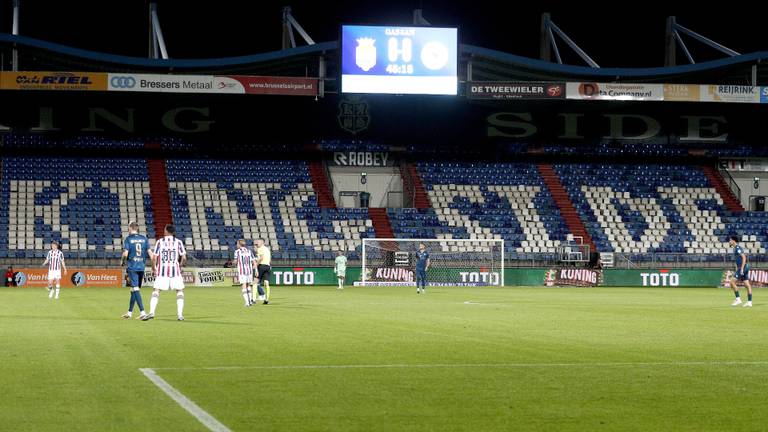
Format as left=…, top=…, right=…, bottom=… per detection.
left=0, top=8, right=765, bottom=90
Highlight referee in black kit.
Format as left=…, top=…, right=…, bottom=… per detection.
left=255, top=238, right=272, bottom=305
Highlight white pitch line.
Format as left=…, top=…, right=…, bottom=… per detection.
left=139, top=368, right=232, bottom=432
left=151, top=360, right=768, bottom=372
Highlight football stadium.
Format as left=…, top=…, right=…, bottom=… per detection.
left=2, top=2, right=768, bottom=431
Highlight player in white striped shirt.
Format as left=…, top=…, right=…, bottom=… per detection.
left=234, top=239, right=256, bottom=306
left=42, top=241, right=67, bottom=299
left=142, top=224, right=187, bottom=321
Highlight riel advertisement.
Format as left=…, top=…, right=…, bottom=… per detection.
left=1, top=72, right=108, bottom=91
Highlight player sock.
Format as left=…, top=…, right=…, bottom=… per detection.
left=748, top=293, right=753, bottom=301
left=242, top=289, right=250, bottom=306
left=257, top=284, right=265, bottom=296
left=176, top=292, right=185, bottom=317
left=54, top=285, right=60, bottom=299
left=149, top=292, right=159, bottom=314
left=128, top=291, right=136, bottom=312
left=735, top=291, right=741, bottom=298
left=48, top=285, right=54, bottom=298
left=134, top=288, right=145, bottom=312
left=246, top=288, right=253, bottom=303
left=338, top=279, right=342, bottom=289
left=264, top=285, right=270, bottom=301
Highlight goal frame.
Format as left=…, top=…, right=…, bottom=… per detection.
left=361, top=238, right=505, bottom=287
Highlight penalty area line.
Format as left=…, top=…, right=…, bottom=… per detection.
left=139, top=368, right=232, bottom=432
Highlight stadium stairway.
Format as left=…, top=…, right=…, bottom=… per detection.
left=702, top=165, right=744, bottom=212
left=147, top=159, right=173, bottom=238
left=400, top=162, right=431, bottom=209
left=537, top=163, right=596, bottom=251
left=368, top=208, right=395, bottom=239
left=308, top=160, right=336, bottom=208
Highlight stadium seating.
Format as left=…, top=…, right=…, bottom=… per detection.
left=383, top=161, right=766, bottom=263
left=0, top=157, right=155, bottom=259
left=555, top=163, right=766, bottom=260
left=1, top=133, right=145, bottom=151
left=2, top=143, right=765, bottom=265
left=387, top=162, right=569, bottom=260
left=166, top=159, right=376, bottom=261
left=5, top=133, right=768, bottom=158
left=316, top=139, right=391, bottom=152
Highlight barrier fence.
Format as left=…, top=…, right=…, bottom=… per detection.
left=5, top=266, right=759, bottom=288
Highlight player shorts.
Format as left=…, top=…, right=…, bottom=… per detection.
left=734, top=266, right=750, bottom=282
left=127, top=270, right=144, bottom=288
left=336, top=269, right=346, bottom=278
left=238, top=274, right=253, bottom=285
left=153, top=276, right=185, bottom=291
left=416, top=269, right=427, bottom=283
left=257, top=264, right=271, bottom=281
left=48, top=270, right=61, bottom=281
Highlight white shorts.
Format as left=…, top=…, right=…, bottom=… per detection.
left=153, top=276, right=185, bottom=291
left=336, top=269, right=346, bottom=278
left=238, top=275, right=253, bottom=285
left=48, top=270, right=61, bottom=281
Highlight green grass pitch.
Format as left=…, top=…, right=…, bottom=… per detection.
left=1, top=286, right=767, bottom=431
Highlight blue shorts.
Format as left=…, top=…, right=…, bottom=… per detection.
left=734, top=266, right=750, bottom=282
left=416, top=269, right=427, bottom=282
left=127, top=270, right=144, bottom=288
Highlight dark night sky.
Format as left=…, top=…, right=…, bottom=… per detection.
left=1, top=0, right=765, bottom=68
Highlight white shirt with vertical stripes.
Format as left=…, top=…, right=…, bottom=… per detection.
left=46, top=249, right=65, bottom=271
left=153, top=236, right=186, bottom=278
left=234, top=247, right=255, bottom=277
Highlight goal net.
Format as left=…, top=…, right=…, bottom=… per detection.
left=361, top=238, right=504, bottom=287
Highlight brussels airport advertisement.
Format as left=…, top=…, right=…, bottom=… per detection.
left=340, top=25, right=458, bottom=95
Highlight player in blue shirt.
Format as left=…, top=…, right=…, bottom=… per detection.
left=120, top=221, right=151, bottom=319
left=729, top=235, right=752, bottom=307
left=415, top=242, right=430, bottom=294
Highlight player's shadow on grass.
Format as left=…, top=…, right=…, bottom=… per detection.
left=261, top=304, right=308, bottom=309
left=160, top=317, right=255, bottom=326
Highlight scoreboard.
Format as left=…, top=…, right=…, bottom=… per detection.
left=340, top=25, right=458, bottom=95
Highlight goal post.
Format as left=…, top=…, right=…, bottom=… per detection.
left=360, top=238, right=505, bottom=287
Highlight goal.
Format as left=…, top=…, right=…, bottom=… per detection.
left=361, top=238, right=504, bottom=287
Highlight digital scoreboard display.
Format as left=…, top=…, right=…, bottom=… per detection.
left=340, top=25, right=458, bottom=95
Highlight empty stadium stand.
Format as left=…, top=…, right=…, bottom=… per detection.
left=554, top=163, right=766, bottom=261
left=388, top=162, right=569, bottom=260
left=1, top=134, right=765, bottom=267
left=382, top=160, right=765, bottom=264
left=165, top=159, right=376, bottom=261
left=1, top=157, right=155, bottom=260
